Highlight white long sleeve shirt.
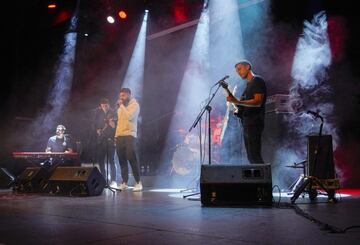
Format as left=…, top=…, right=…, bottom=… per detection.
left=115, top=98, right=140, bottom=138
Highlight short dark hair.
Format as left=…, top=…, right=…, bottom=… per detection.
left=235, top=60, right=252, bottom=70
left=120, top=87, right=131, bottom=95
left=100, top=98, right=110, bottom=104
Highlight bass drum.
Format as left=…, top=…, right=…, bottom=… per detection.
left=171, top=144, right=200, bottom=176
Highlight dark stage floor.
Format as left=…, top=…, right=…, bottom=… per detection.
left=1, top=176, right=360, bottom=245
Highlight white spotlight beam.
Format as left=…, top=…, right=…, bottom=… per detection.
left=166, top=9, right=210, bottom=141
left=121, top=11, right=149, bottom=99
left=160, top=9, right=210, bottom=174
left=147, top=0, right=266, bottom=40
left=41, top=21, right=78, bottom=128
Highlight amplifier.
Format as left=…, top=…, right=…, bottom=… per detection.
left=200, top=164, right=273, bottom=206
left=265, top=94, right=293, bottom=114
left=307, top=135, right=335, bottom=179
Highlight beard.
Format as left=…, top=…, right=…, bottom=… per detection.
left=123, top=98, right=130, bottom=105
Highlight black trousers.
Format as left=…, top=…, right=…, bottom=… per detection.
left=96, top=139, right=116, bottom=181
left=115, top=136, right=141, bottom=183
left=242, top=124, right=265, bottom=164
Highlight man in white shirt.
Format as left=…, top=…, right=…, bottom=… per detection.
left=115, top=88, right=142, bottom=191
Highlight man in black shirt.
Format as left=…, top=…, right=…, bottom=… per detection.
left=93, top=98, right=117, bottom=186
left=226, top=60, right=266, bottom=164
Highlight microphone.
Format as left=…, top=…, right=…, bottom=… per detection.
left=218, top=75, right=230, bottom=83
left=115, top=99, right=123, bottom=108
left=214, top=75, right=230, bottom=87
left=221, top=75, right=230, bottom=81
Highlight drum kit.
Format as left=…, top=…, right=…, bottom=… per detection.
left=169, top=121, right=225, bottom=175
left=170, top=131, right=201, bottom=176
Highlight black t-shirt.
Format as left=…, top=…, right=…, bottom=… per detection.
left=240, top=75, right=267, bottom=126
left=94, top=108, right=116, bottom=143
left=46, top=135, right=72, bottom=152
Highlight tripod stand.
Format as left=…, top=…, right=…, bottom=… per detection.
left=286, top=160, right=306, bottom=194
left=103, top=138, right=120, bottom=193
left=290, top=112, right=336, bottom=204
left=183, top=78, right=224, bottom=199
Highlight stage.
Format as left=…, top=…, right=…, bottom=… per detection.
left=1, top=176, right=359, bottom=245
left=2, top=1, right=360, bottom=244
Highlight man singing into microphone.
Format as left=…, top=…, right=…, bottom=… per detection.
left=115, top=88, right=143, bottom=191
left=226, top=60, right=267, bottom=164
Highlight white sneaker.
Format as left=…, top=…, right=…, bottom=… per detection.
left=110, top=181, right=117, bottom=188
left=132, top=181, right=143, bottom=192
left=119, top=182, right=128, bottom=191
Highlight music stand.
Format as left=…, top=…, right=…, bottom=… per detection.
left=290, top=112, right=336, bottom=203
left=183, top=79, right=224, bottom=199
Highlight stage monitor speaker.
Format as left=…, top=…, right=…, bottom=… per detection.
left=307, top=135, right=335, bottom=179
left=200, top=164, right=273, bottom=206
left=0, top=168, right=15, bottom=189
left=15, top=167, right=53, bottom=193
left=47, top=167, right=105, bottom=196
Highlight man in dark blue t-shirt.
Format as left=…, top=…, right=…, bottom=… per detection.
left=45, top=125, right=73, bottom=153
left=226, top=60, right=266, bottom=164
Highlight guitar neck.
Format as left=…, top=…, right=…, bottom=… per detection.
left=223, top=87, right=233, bottom=97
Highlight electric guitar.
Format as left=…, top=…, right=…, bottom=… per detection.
left=219, top=81, right=244, bottom=119
left=97, top=112, right=116, bottom=143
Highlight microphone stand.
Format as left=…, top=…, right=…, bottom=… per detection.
left=183, top=81, right=223, bottom=199
left=103, top=138, right=120, bottom=193
left=189, top=82, right=223, bottom=164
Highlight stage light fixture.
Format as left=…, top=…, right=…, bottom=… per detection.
left=47, top=0, right=57, bottom=9
left=107, top=16, right=115, bottom=24
left=47, top=3, right=57, bottom=9
left=118, top=10, right=127, bottom=19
